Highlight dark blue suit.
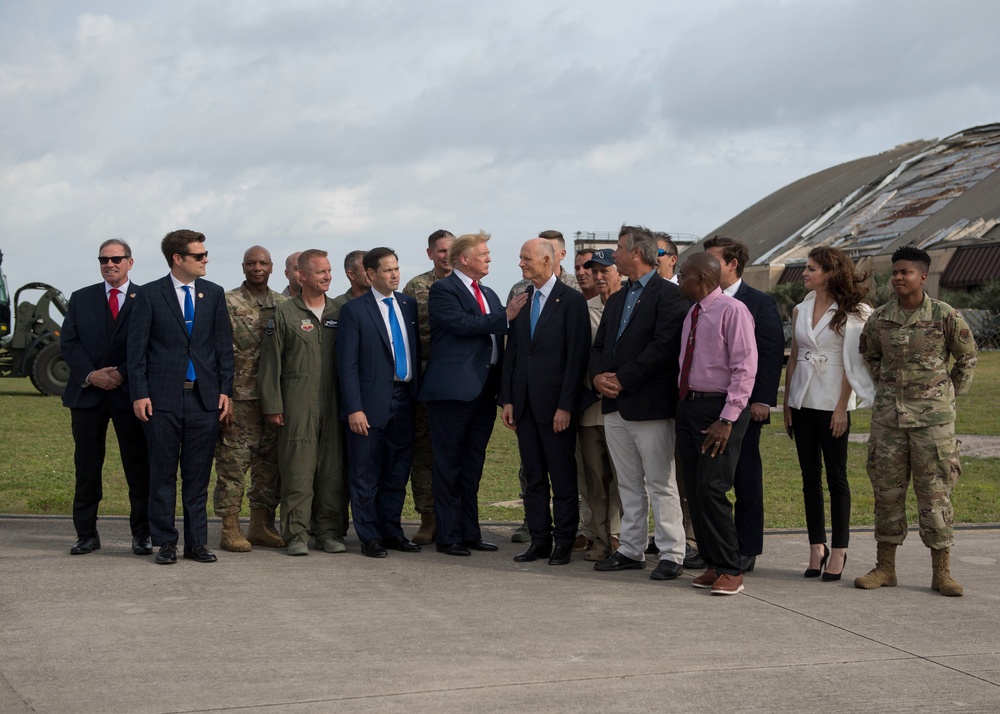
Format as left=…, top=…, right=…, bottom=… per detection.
left=732, top=280, right=785, bottom=557
left=337, top=290, right=420, bottom=544
left=499, top=280, right=590, bottom=548
left=61, top=281, right=149, bottom=539
left=128, top=275, right=234, bottom=547
left=419, top=271, right=508, bottom=545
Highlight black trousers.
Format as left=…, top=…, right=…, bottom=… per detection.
left=515, top=400, right=579, bottom=548
left=792, top=407, right=851, bottom=548
left=71, top=400, right=150, bottom=538
left=676, top=395, right=749, bottom=577
left=734, top=420, right=765, bottom=557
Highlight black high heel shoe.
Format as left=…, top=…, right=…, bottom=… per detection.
left=804, top=544, right=829, bottom=578
left=822, top=551, right=847, bottom=581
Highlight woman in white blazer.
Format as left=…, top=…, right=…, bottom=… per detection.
left=784, top=247, right=875, bottom=581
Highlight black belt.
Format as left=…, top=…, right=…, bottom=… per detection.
left=183, top=381, right=197, bottom=390
left=684, top=390, right=726, bottom=401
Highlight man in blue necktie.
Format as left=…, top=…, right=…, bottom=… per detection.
left=336, top=247, right=422, bottom=558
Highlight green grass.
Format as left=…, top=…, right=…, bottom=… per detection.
left=2, top=353, right=999, bottom=527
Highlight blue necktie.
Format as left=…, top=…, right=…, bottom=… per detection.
left=529, top=290, right=542, bottom=339
left=384, top=298, right=407, bottom=381
left=183, top=285, right=196, bottom=381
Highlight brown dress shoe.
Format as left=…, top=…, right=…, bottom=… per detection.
left=691, top=568, right=718, bottom=588
left=572, top=534, right=593, bottom=552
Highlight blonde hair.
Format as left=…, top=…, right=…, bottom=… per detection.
left=449, top=231, right=491, bottom=267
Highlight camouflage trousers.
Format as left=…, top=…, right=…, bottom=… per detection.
left=866, top=420, right=961, bottom=549
left=213, top=399, right=280, bottom=516
left=409, top=402, right=435, bottom=514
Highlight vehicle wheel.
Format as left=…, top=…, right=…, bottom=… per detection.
left=30, top=341, right=69, bottom=396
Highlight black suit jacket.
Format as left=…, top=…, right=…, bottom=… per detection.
left=732, top=281, right=785, bottom=424
left=61, top=282, right=141, bottom=412
left=499, top=280, right=590, bottom=422
left=128, top=275, right=234, bottom=412
left=589, top=272, right=688, bottom=421
left=337, top=290, right=421, bottom=428
left=419, top=271, right=508, bottom=403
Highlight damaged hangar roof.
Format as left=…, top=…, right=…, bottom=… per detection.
left=694, top=124, right=1000, bottom=269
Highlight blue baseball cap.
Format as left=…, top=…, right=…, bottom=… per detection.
left=584, top=249, right=615, bottom=268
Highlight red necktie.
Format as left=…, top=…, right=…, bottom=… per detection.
left=109, top=288, right=120, bottom=319
left=471, top=281, right=487, bottom=315
left=678, top=303, right=700, bottom=400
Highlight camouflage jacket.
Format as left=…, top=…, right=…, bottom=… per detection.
left=403, top=269, right=449, bottom=365
left=507, top=268, right=580, bottom=301
left=226, top=284, right=287, bottom=401
left=860, top=293, right=977, bottom=428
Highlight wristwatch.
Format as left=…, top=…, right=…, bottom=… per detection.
left=718, top=417, right=733, bottom=425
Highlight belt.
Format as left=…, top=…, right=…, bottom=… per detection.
left=183, top=381, right=197, bottom=390
left=683, top=391, right=726, bottom=401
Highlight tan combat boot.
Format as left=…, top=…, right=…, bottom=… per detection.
left=854, top=542, right=897, bottom=589
left=412, top=512, right=436, bottom=546
left=220, top=514, right=253, bottom=552
left=931, top=547, right=963, bottom=597
left=247, top=506, right=286, bottom=548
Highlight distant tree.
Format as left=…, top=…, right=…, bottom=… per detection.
left=768, top=281, right=808, bottom=321
left=869, top=269, right=894, bottom=309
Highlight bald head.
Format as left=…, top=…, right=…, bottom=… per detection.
left=242, top=245, right=274, bottom=293
left=519, top=237, right=555, bottom=288
left=677, top=252, right=721, bottom=302
left=284, top=251, right=303, bottom=296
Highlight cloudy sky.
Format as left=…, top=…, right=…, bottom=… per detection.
left=3, top=0, right=1000, bottom=299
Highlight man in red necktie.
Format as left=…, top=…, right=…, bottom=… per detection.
left=60, top=239, right=151, bottom=556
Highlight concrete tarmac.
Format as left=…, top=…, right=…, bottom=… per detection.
left=2, top=516, right=998, bottom=713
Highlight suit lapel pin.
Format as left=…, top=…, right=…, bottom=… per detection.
left=129, top=293, right=136, bottom=298
left=198, top=292, right=204, bottom=299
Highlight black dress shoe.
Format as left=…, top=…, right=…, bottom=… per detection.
left=183, top=545, right=218, bottom=563
left=548, top=544, right=572, bottom=566
left=650, top=559, right=683, bottom=581
left=462, top=539, right=498, bottom=552
left=738, top=554, right=757, bottom=573
left=361, top=539, right=388, bottom=558
left=594, top=552, right=645, bottom=572
left=70, top=535, right=101, bottom=555
left=155, top=542, right=178, bottom=565
left=683, top=543, right=706, bottom=569
left=513, top=543, right=552, bottom=562
left=645, top=536, right=658, bottom=555
left=131, top=536, right=153, bottom=556
left=436, top=542, right=471, bottom=556
left=384, top=536, right=421, bottom=553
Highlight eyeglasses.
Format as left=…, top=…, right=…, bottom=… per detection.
left=98, top=256, right=130, bottom=265
left=182, top=251, right=209, bottom=261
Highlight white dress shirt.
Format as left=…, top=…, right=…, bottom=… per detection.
left=170, top=274, right=196, bottom=317
left=454, top=269, right=498, bottom=364
left=105, top=279, right=131, bottom=313
left=372, top=288, right=413, bottom=382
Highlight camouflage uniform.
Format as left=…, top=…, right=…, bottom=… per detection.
left=213, top=285, right=287, bottom=516
left=861, top=294, right=977, bottom=549
left=259, top=295, right=349, bottom=545
left=402, top=269, right=447, bottom=514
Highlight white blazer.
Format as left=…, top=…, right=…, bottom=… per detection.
left=786, top=292, right=875, bottom=411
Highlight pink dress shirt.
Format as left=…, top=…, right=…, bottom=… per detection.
left=678, top=287, right=758, bottom=422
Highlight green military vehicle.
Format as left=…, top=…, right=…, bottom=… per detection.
left=0, top=249, right=70, bottom=396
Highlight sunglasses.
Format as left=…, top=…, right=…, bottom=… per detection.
left=182, top=251, right=209, bottom=261
left=98, top=255, right=130, bottom=265
left=657, top=249, right=676, bottom=258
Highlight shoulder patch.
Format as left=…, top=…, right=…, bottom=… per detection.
left=301, top=319, right=314, bottom=332
left=266, top=317, right=275, bottom=336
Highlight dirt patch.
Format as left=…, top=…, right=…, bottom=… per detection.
left=849, top=434, right=1000, bottom=459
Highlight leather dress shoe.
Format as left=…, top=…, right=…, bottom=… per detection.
left=183, top=545, right=218, bottom=563
left=650, top=559, right=683, bottom=581
left=384, top=536, right=421, bottom=553
left=644, top=536, right=658, bottom=555
left=513, top=543, right=552, bottom=562
left=683, top=543, right=706, bottom=569
left=436, top=542, right=471, bottom=556
left=548, top=544, right=572, bottom=566
left=462, top=539, right=498, bottom=552
left=361, top=539, right=388, bottom=558
left=593, top=552, right=645, bottom=572
left=131, top=536, right=153, bottom=556
left=155, top=542, right=178, bottom=565
left=738, top=554, right=757, bottom=573
left=70, top=535, right=101, bottom=555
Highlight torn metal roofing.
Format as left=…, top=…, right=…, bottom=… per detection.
left=691, top=124, right=1000, bottom=274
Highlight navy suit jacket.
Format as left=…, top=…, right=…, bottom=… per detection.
left=419, top=271, right=508, bottom=403
left=337, top=290, right=421, bottom=428
left=61, top=282, right=141, bottom=412
left=499, top=280, right=590, bottom=422
left=733, top=281, right=785, bottom=424
left=589, top=272, right=688, bottom=421
left=128, top=275, right=234, bottom=413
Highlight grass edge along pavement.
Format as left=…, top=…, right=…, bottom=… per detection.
left=1, top=352, right=998, bottom=527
